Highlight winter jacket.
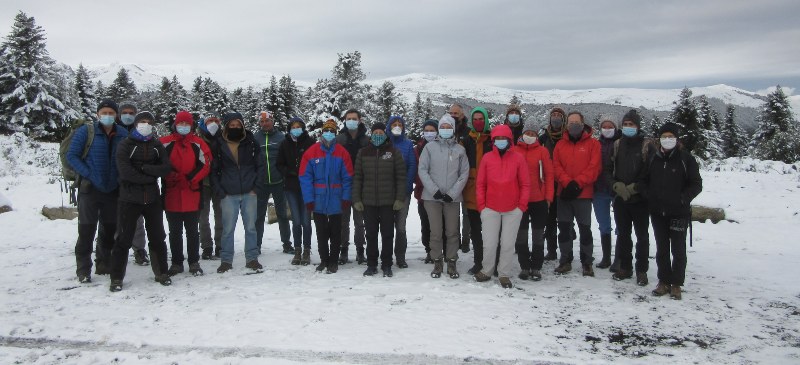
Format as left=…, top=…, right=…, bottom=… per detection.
left=386, top=116, right=417, bottom=197
left=413, top=139, right=427, bottom=200
left=299, top=140, right=353, bottom=215
left=505, top=122, right=524, bottom=142
left=513, top=140, right=554, bottom=203
left=276, top=130, right=316, bottom=193
left=254, top=128, right=286, bottom=185
left=595, top=130, right=621, bottom=195
left=462, top=107, right=493, bottom=210
left=418, top=137, right=469, bottom=202
left=66, top=122, right=128, bottom=193
left=198, top=129, right=220, bottom=187
left=538, top=125, right=565, bottom=158
left=352, top=139, right=406, bottom=207
left=640, top=145, right=702, bottom=217
left=605, top=132, right=656, bottom=204
left=335, top=123, right=369, bottom=167
left=160, top=132, right=212, bottom=212
left=552, top=126, right=602, bottom=199
left=210, top=129, right=266, bottom=198
left=476, top=125, right=530, bottom=213
left=116, top=133, right=172, bottom=204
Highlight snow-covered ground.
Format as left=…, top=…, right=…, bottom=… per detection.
left=1, top=134, right=799, bottom=364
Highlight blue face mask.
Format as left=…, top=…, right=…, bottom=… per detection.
left=439, top=128, right=454, bottom=139
left=507, top=114, right=521, bottom=125
left=120, top=114, right=135, bottom=126
left=371, top=133, right=387, bottom=146
left=290, top=128, right=303, bottom=138
left=494, top=139, right=509, bottom=150
left=176, top=125, right=192, bottom=135
left=622, top=126, right=638, bottom=137
left=345, top=119, right=359, bottom=130
left=322, top=131, right=336, bottom=142
left=99, top=115, right=115, bottom=126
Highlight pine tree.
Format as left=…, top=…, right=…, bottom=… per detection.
left=95, top=81, right=106, bottom=101
left=190, top=76, right=204, bottom=112
left=106, top=67, right=137, bottom=102
left=309, top=78, right=338, bottom=132
left=751, top=86, right=800, bottom=163
left=720, top=105, right=747, bottom=158
left=151, top=76, right=189, bottom=125
left=424, top=96, right=434, bottom=121
left=329, top=51, right=368, bottom=114
left=696, top=95, right=724, bottom=159
left=243, top=86, right=260, bottom=131
left=74, top=64, right=96, bottom=121
left=202, top=78, right=229, bottom=116
left=371, top=81, right=403, bottom=124
left=278, top=75, right=299, bottom=131
left=509, top=94, right=521, bottom=106
left=669, top=87, right=703, bottom=155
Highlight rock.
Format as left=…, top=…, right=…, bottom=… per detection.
left=691, top=205, right=726, bottom=224
left=42, top=206, right=78, bottom=220
left=0, top=205, right=11, bottom=214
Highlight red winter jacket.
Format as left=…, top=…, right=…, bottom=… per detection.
left=160, top=133, right=212, bottom=212
left=476, top=125, right=530, bottom=213
left=553, top=126, right=601, bottom=199
left=513, top=140, right=554, bottom=203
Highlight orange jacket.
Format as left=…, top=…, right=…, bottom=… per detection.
left=553, top=127, right=601, bottom=199
left=513, top=140, right=554, bottom=203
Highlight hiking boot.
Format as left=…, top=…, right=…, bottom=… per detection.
left=300, top=248, right=311, bottom=266
left=518, top=269, right=530, bottom=280
left=595, top=257, right=611, bottom=269
left=612, top=269, right=633, bottom=281
left=291, top=248, right=302, bottom=265
left=168, top=263, right=184, bottom=277
left=670, top=286, right=682, bottom=300
left=467, top=264, right=483, bottom=275
left=154, top=274, right=172, bottom=286
left=636, top=272, right=649, bottom=286
left=424, top=252, right=433, bottom=264
left=397, top=259, right=408, bottom=269
left=189, top=262, right=203, bottom=276
left=94, top=261, right=109, bottom=275
left=78, top=274, right=92, bottom=284
left=543, top=251, right=557, bottom=261
left=446, top=259, right=460, bottom=279
left=326, top=262, right=338, bottom=274
left=282, top=243, right=295, bottom=254
left=652, top=282, right=670, bottom=296
left=214, top=247, right=221, bottom=258
left=246, top=260, right=263, bottom=272
left=382, top=266, right=393, bottom=277
left=431, top=259, right=443, bottom=278
left=315, top=262, right=327, bottom=272
left=582, top=264, right=595, bottom=277
left=460, top=241, right=470, bottom=253
left=473, top=271, right=491, bottom=282
left=216, top=262, right=233, bottom=273
left=109, top=279, right=123, bottom=292
left=133, top=249, right=150, bottom=266
left=363, top=266, right=378, bottom=276
left=530, top=270, right=542, bottom=281
left=338, top=247, right=349, bottom=265
left=609, top=258, right=620, bottom=273
left=554, top=263, right=572, bottom=275
left=356, top=251, right=367, bottom=265
left=201, top=248, right=213, bottom=260
left=499, top=277, right=513, bottom=288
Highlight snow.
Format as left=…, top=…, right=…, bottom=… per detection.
left=1, top=135, right=799, bottom=364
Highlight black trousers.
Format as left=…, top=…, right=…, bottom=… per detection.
left=614, top=198, right=650, bottom=273
left=110, top=200, right=169, bottom=281
left=364, top=205, right=395, bottom=268
left=651, top=214, right=688, bottom=286
left=313, top=213, right=342, bottom=264
left=515, top=201, right=549, bottom=271
left=166, top=211, right=201, bottom=265
left=544, top=187, right=558, bottom=253
left=75, top=188, right=118, bottom=277
left=467, top=209, right=484, bottom=266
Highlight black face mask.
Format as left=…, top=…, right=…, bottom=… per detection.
left=227, top=128, right=244, bottom=140
left=550, top=118, right=564, bottom=129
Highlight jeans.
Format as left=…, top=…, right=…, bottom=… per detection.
left=256, top=182, right=291, bottom=249
left=220, top=193, right=259, bottom=264
left=592, top=191, right=614, bottom=235
left=285, top=189, right=312, bottom=248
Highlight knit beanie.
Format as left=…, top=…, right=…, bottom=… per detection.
left=119, top=101, right=137, bottom=113
left=371, top=122, right=386, bottom=132
left=622, top=109, right=642, bottom=127
left=134, top=111, right=155, bottom=124
left=322, top=119, right=338, bottom=130
left=658, top=122, right=681, bottom=137
left=223, top=112, right=244, bottom=126
left=97, top=99, right=119, bottom=114
left=522, top=120, right=538, bottom=134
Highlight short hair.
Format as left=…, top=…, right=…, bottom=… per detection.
left=342, top=109, right=362, bottom=120
left=449, top=103, right=464, bottom=111
left=567, top=111, right=585, bottom=123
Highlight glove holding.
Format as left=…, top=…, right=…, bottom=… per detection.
left=392, top=200, right=405, bottom=211
left=626, top=183, right=638, bottom=196
left=433, top=190, right=444, bottom=200
left=612, top=182, right=630, bottom=201
left=354, top=202, right=365, bottom=211
left=442, top=194, right=454, bottom=203
left=341, top=200, right=351, bottom=210
left=560, top=180, right=582, bottom=200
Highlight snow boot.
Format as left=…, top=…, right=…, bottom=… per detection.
left=596, top=234, right=611, bottom=268
left=612, top=269, right=633, bottom=281
left=109, top=279, right=123, bottom=292
left=446, top=259, right=460, bottom=279
left=246, top=260, right=263, bottom=273
left=431, top=259, right=443, bottom=278
left=78, top=274, right=92, bottom=284
left=326, top=262, right=338, bottom=274
left=499, top=277, right=513, bottom=289
left=189, top=262, right=203, bottom=276
left=338, top=247, right=349, bottom=265
left=652, top=282, right=670, bottom=296
left=94, top=260, right=109, bottom=276
left=636, top=272, right=649, bottom=286
left=582, top=263, right=595, bottom=277
left=201, top=248, right=213, bottom=260
left=291, top=248, right=302, bottom=265
left=670, top=286, right=682, bottom=300
left=518, top=269, right=530, bottom=280
left=315, top=261, right=327, bottom=272
left=154, top=274, right=172, bottom=286
left=530, top=270, right=542, bottom=281
left=554, top=262, right=572, bottom=275
left=168, top=263, right=184, bottom=277
left=216, top=262, right=233, bottom=273
left=363, top=266, right=378, bottom=276
left=397, top=259, right=408, bottom=269
left=382, top=266, right=393, bottom=277
left=300, top=248, right=311, bottom=266
left=133, top=248, right=150, bottom=266
left=282, top=243, right=295, bottom=254
left=473, top=271, right=491, bottom=282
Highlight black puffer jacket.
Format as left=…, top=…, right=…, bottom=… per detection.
left=276, top=131, right=315, bottom=193
left=640, top=145, right=703, bottom=217
left=210, top=130, right=266, bottom=198
left=352, top=140, right=406, bottom=207
left=116, top=135, right=172, bottom=205
left=606, top=133, right=656, bottom=204
left=336, top=124, right=369, bottom=167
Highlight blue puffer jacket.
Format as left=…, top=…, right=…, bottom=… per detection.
left=299, top=140, right=353, bottom=215
left=386, top=116, right=417, bottom=198
left=66, top=122, right=128, bottom=193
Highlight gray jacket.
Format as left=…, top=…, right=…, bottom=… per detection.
left=418, top=138, right=469, bottom=202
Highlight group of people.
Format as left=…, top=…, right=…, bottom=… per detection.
left=66, top=99, right=702, bottom=299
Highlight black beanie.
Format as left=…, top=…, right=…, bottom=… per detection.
left=622, top=109, right=642, bottom=127
left=134, top=111, right=155, bottom=124
left=371, top=122, right=386, bottom=132
left=97, top=99, right=119, bottom=114
left=422, top=120, right=439, bottom=131
left=658, top=122, right=681, bottom=137
left=223, top=112, right=244, bottom=126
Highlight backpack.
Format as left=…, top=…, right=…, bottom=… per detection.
left=59, top=120, right=94, bottom=182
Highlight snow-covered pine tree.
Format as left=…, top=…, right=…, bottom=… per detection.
left=227, top=87, right=245, bottom=115
left=669, top=87, right=704, bottom=156
left=309, top=78, right=339, bottom=133
left=329, top=51, right=368, bottom=114
left=408, top=92, right=425, bottom=140
left=190, top=77, right=204, bottom=113
left=202, top=78, right=228, bottom=116
left=509, top=94, right=521, bottom=106
left=423, top=96, right=434, bottom=121
left=371, top=81, right=404, bottom=124
left=751, top=86, right=800, bottom=163
left=106, top=67, right=137, bottom=102
left=243, top=86, right=260, bottom=132
left=94, top=81, right=106, bottom=101
left=74, top=64, right=96, bottom=121
left=696, top=95, right=724, bottom=159
left=278, top=75, right=299, bottom=131
left=720, top=105, right=747, bottom=158
left=151, top=76, right=189, bottom=125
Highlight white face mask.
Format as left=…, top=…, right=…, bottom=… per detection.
left=660, top=137, right=677, bottom=150
left=136, top=123, right=153, bottom=136
left=601, top=128, right=616, bottom=139
left=206, top=123, right=219, bottom=136
left=522, top=135, right=538, bottom=145
left=391, top=126, right=402, bottom=136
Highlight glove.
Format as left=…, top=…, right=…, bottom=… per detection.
left=612, top=182, right=630, bottom=201
left=177, top=175, right=190, bottom=190
left=306, top=202, right=315, bottom=212
left=342, top=200, right=351, bottom=210
left=354, top=202, right=364, bottom=211
left=442, top=194, right=454, bottom=203
left=626, top=183, right=638, bottom=195
left=392, top=199, right=405, bottom=211
left=433, top=190, right=444, bottom=200
left=560, top=180, right=582, bottom=200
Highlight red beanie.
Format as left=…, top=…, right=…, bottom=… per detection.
left=175, top=111, right=193, bottom=125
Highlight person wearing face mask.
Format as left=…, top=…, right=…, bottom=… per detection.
left=210, top=112, right=267, bottom=274
left=352, top=122, right=406, bottom=278
left=639, top=122, right=702, bottom=300
left=447, top=103, right=471, bottom=253
left=418, top=115, right=469, bottom=279
left=462, top=107, right=494, bottom=275
left=159, top=111, right=212, bottom=277
left=299, top=119, right=353, bottom=274
left=504, top=104, right=524, bottom=141
left=109, top=112, right=173, bottom=292
left=276, top=117, right=316, bottom=266
left=335, top=109, right=369, bottom=265
left=539, top=107, right=568, bottom=261
left=473, top=124, right=530, bottom=289
left=513, top=121, right=554, bottom=282
left=607, top=110, right=657, bottom=286
left=593, top=115, right=621, bottom=271
left=414, top=119, right=443, bottom=264
left=197, top=113, right=223, bottom=260
left=253, top=111, right=292, bottom=256
left=66, top=99, right=128, bottom=284
left=385, top=116, right=417, bottom=269
left=552, top=111, right=601, bottom=277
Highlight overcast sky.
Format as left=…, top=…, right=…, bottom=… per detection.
left=1, top=0, right=798, bottom=92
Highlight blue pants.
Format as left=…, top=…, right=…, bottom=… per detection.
left=592, top=191, right=614, bottom=235
left=220, top=193, right=259, bottom=264
left=285, top=189, right=312, bottom=248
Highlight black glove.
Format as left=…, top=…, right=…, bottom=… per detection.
left=442, top=194, right=453, bottom=203
left=560, top=180, right=582, bottom=200
left=433, top=190, right=444, bottom=200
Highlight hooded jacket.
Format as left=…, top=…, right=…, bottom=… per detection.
left=418, top=134, right=469, bottom=202
left=160, top=123, right=212, bottom=212
left=552, top=124, right=601, bottom=200
left=66, top=122, right=128, bottom=193
left=254, top=127, right=286, bottom=185
left=386, top=116, right=417, bottom=198
left=210, top=128, right=266, bottom=198
left=538, top=107, right=567, bottom=157
left=462, top=107, right=493, bottom=210
left=476, top=124, right=530, bottom=213
left=299, top=139, right=353, bottom=215
left=352, top=138, right=406, bottom=207
left=276, top=123, right=316, bottom=193
left=513, top=138, right=554, bottom=203
left=605, top=131, right=655, bottom=204
left=640, top=144, right=702, bottom=217
left=116, top=131, right=172, bottom=204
